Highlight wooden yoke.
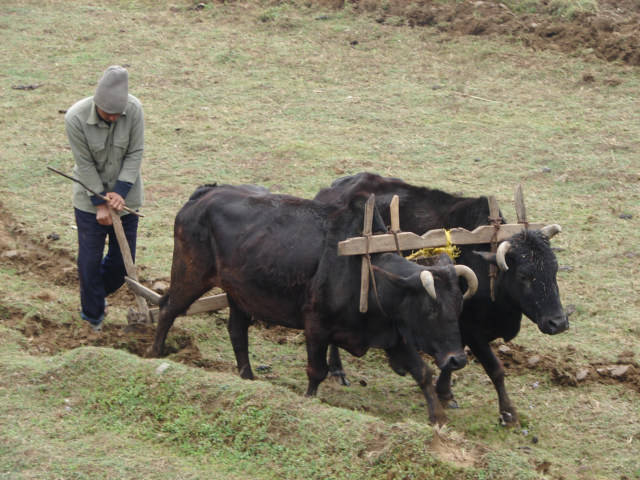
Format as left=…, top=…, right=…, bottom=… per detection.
left=359, top=194, right=376, bottom=313
left=338, top=222, right=544, bottom=256
left=109, top=208, right=151, bottom=324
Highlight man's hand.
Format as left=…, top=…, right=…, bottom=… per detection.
left=106, top=192, right=125, bottom=212
left=96, top=204, right=113, bottom=226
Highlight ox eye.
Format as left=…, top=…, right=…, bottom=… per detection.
left=517, top=271, right=533, bottom=283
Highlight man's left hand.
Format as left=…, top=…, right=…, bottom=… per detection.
left=105, top=192, right=125, bottom=212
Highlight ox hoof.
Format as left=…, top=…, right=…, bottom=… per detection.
left=145, top=347, right=160, bottom=358
left=238, top=365, right=254, bottom=380
left=430, top=415, right=448, bottom=427
left=499, top=411, right=519, bottom=427
left=444, top=398, right=459, bottom=409
left=437, top=392, right=458, bottom=409
left=330, top=371, right=351, bottom=387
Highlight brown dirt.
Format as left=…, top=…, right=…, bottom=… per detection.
left=493, top=340, right=640, bottom=393
left=321, top=0, right=640, bottom=66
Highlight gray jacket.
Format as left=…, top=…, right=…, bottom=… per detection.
left=65, top=94, right=144, bottom=214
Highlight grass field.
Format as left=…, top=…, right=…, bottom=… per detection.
left=1, top=1, right=639, bottom=479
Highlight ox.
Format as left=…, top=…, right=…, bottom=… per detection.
left=149, top=183, right=478, bottom=425
left=315, top=172, right=569, bottom=426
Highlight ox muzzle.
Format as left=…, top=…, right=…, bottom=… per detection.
left=438, top=351, right=468, bottom=372
left=538, top=312, right=569, bottom=335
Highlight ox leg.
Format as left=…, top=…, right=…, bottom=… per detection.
left=468, top=339, right=519, bottom=426
left=386, top=344, right=446, bottom=426
left=328, top=345, right=350, bottom=386
left=149, top=283, right=212, bottom=357
left=304, top=320, right=330, bottom=397
left=227, top=299, right=254, bottom=380
left=435, top=369, right=459, bottom=409
left=148, top=237, right=217, bottom=358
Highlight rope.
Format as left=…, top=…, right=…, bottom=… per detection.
left=488, top=214, right=501, bottom=302
left=405, top=229, right=461, bottom=261
left=364, top=234, right=388, bottom=317
left=391, top=229, right=402, bottom=255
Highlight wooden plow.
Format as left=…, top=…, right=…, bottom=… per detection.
left=115, top=218, right=228, bottom=326
left=123, top=275, right=228, bottom=324
left=120, top=184, right=540, bottom=322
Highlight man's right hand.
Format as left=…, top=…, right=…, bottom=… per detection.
left=96, top=204, right=113, bottom=226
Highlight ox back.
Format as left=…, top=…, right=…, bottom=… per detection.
left=315, top=172, right=569, bottom=426
left=149, top=183, right=472, bottom=425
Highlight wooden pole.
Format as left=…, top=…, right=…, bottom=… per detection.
left=487, top=195, right=500, bottom=224
left=109, top=208, right=151, bottom=324
left=390, top=195, right=400, bottom=232
left=514, top=184, right=527, bottom=225
left=124, top=276, right=161, bottom=305
left=359, top=194, right=375, bottom=313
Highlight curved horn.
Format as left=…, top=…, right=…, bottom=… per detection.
left=455, top=265, right=478, bottom=301
left=496, top=241, right=511, bottom=271
left=420, top=270, right=437, bottom=300
left=540, top=223, right=562, bottom=239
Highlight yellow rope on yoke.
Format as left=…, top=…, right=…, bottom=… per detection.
left=405, top=229, right=461, bottom=261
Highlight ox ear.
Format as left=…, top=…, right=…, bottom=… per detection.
left=473, top=250, right=497, bottom=265
left=386, top=270, right=435, bottom=295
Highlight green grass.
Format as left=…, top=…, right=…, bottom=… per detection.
left=0, top=342, right=475, bottom=479
left=0, top=0, right=639, bottom=479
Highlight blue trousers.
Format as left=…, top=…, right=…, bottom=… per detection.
left=75, top=208, right=138, bottom=323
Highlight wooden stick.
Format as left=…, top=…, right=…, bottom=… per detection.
left=449, top=91, right=499, bottom=103
left=488, top=196, right=500, bottom=223
left=110, top=208, right=151, bottom=323
left=390, top=195, right=400, bottom=232
left=359, top=194, right=375, bottom=313
left=124, top=276, right=162, bottom=305
left=514, top=184, right=527, bottom=224
left=47, top=166, right=143, bottom=217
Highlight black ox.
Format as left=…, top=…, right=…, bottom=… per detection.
left=315, top=172, right=569, bottom=426
left=149, top=183, right=478, bottom=425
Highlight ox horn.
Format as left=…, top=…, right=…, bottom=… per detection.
left=420, top=270, right=437, bottom=300
left=455, top=265, right=478, bottom=300
left=540, top=223, right=562, bottom=239
left=496, top=241, right=511, bottom=271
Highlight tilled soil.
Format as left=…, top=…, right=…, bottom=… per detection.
left=336, top=0, right=640, bottom=66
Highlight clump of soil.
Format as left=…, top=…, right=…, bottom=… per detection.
left=494, top=341, right=640, bottom=393
left=324, top=0, right=640, bottom=66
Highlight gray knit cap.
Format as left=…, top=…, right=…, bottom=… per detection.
left=94, top=66, right=129, bottom=114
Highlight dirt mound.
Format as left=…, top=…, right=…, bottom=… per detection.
left=335, top=0, right=640, bottom=66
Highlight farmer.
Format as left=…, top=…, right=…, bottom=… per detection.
left=64, top=65, right=144, bottom=331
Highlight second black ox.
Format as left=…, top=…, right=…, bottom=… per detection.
left=149, top=183, right=478, bottom=426
left=315, top=172, right=569, bottom=426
